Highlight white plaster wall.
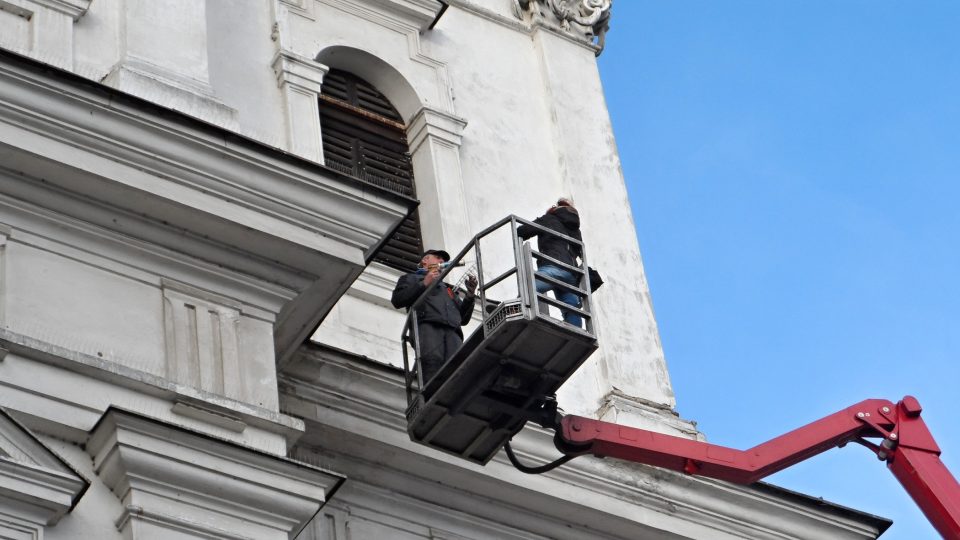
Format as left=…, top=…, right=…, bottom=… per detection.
left=0, top=218, right=283, bottom=412
left=3, top=236, right=167, bottom=375
left=206, top=0, right=289, bottom=145
left=0, top=10, right=31, bottom=56
left=435, top=8, right=560, bottom=224
left=528, top=29, right=676, bottom=414
left=11, top=0, right=676, bottom=420
left=38, top=436, right=127, bottom=540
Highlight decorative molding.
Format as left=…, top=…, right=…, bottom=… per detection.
left=279, top=0, right=315, bottom=20
left=22, top=0, right=91, bottom=20
left=101, top=55, right=240, bottom=132
left=0, top=408, right=88, bottom=527
left=272, top=49, right=329, bottom=95
left=87, top=408, right=344, bottom=540
left=407, top=106, right=467, bottom=153
left=280, top=345, right=889, bottom=540
left=171, top=401, right=247, bottom=433
left=162, top=279, right=244, bottom=400
left=441, top=0, right=527, bottom=31
left=597, top=389, right=702, bottom=441
left=316, top=0, right=456, bottom=115
left=271, top=49, right=329, bottom=162
left=0, top=512, right=42, bottom=540
left=296, top=478, right=546, bottom=540
left=0, top=189, right=293, bottom=319
left=113, top=504, right=251, bottom=540
left=0, top=328, right=305, bottom=445
left=0, top=224, right=8, bottom=329
left=0, top=0, right=91, bottom=70
left=347, top=262, right=403, bottom=308
left=405, top=105, right=472, bottom=252
left=513, top=0, right=611, bottom=55
left=321, top=0, right=446, bottom=32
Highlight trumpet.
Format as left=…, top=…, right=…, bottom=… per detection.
left=417, top=261, right=463, bottom=274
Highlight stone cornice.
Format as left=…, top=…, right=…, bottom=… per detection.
left=442, top=0, right=527, bottom=31
left=87, top=407, right=345, bottom=540
left=407, top=106, right=468, bottom=153
left=321, top=0, right=446, bottom=31
left=271, top=49, right=329, bottom=94
left=280, top=344, right=889, bottom=539
left=0, top=51, right=407, bottom=266
left=22, top=0, right=92, bottom=21
left=0, top=329, right=306, bottom=444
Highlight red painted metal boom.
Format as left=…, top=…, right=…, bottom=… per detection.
left=555, top=396, right=960, bottom=539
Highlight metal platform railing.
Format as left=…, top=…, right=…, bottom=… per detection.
left=399, top=216, right=599, bottom=463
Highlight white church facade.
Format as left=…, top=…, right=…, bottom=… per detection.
left=0, top=0, right=889, bottom=538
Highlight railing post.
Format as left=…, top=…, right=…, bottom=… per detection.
left=579, top=247, right=594, bottom=335
left=521, top=242, right=539, bottom=320
left=511, top=216, right=531, bottom=312
left=474, top=236, right=487, bottom=327
left=411, top=311, right=423, bottom=391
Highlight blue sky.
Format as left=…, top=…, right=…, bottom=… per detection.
left=598, top=2, right=960, bottom=538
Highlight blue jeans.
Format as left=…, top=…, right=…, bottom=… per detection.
left=534, top=265, right=582, bottom=327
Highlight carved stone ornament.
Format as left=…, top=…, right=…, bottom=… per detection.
left=513, top=0, right=612, bottom=55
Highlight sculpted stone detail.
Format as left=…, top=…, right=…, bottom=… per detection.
left=162, top=280, right=243, bottom=400
left=513, top=0, right=612, bottom=55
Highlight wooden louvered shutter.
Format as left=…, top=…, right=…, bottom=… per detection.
left=319, top=69, right=424, bottom=272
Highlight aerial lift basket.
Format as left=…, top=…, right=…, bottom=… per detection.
left=401, top=215, right=598, bottom=464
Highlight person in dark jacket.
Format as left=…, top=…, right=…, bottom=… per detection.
left=517, top=198, right=584, bottom=327
left=391, top=249, right=477, bottom=384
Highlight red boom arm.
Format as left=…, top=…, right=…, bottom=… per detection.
left=556, top=396, right=960, bottom=539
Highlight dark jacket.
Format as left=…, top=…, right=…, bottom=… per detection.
left=517, top=207, right=583, bottom=268
left=391, top=272, right=475, bottom=333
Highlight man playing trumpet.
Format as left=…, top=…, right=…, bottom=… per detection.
left=391, top=249, right=478, bottom=384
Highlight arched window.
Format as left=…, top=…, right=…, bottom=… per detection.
left=319, top=69, right=423, bottom=272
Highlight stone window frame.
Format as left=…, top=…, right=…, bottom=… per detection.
left=272, top=46, right=472, bottom=264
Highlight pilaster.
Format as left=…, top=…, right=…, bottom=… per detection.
left=272, top=49, right=329, bottom=163
left=100, top=0, right=238, bottom=129
left=0, top=0, right=91, bottom=69
left=407, top=106, right=472, bottom=252
left=529, top=26, right=686, bottom=433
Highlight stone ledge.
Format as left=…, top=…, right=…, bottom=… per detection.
left=321, top=0, right=446, bottom=31
left=280, top=344, right=889, bottom=540
left=0, top=329, right=305, bottom=447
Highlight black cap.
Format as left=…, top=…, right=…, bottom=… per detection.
left=422, top=249, right=450, bottom=262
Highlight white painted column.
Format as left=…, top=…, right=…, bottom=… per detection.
left=407, top=106, right=472, bottom=253
left=271, top=49, right=329, bottom=163
left=100, top=0, right=237, bottom=129
left=531, top=27, right=695, bottom=437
